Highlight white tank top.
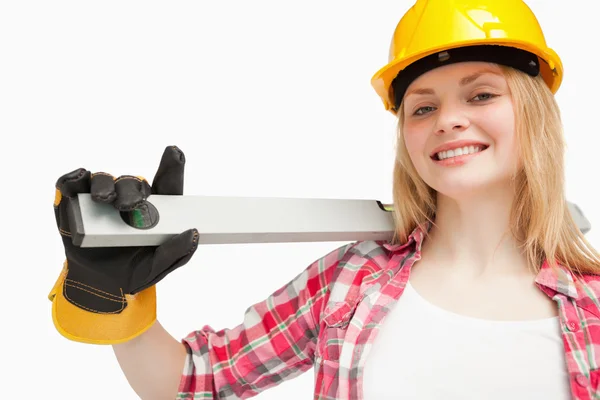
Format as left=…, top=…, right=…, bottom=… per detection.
left=362, top=280, right=571, bottom=399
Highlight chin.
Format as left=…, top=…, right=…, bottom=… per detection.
left=426, top=176, right=506, bottom=199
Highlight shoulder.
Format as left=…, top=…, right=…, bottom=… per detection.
left=316, top=240, right=405, bottom=270
left=553, top=271, right=600, bottom=322
left=577, top=273, right=600, bottom=287
left=575, top=273, right=600, bottom=309
left=337, top=240, right=408, bottom=274
left=321, top=240, right=413, bottom=303
left=538, top=260, right=600, bottom=310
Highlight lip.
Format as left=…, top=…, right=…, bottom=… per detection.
left=429, top=140, right=489, bottom=158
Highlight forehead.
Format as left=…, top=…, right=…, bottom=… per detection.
left=408, top=61, right=505, bottom=88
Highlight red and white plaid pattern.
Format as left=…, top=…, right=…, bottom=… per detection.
left=178, top=222, right=600, bottom=399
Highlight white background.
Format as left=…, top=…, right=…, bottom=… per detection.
left=1, top=1, right=599, bottom=399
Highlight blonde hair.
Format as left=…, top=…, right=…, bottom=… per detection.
left=390, top=65, right=600, bottom=276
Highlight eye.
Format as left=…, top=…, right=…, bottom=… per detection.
left=413, top=105, right=436, bottom=116
left=470, top=93, right=496, bottom=102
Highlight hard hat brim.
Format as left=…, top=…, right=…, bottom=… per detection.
left=371, top=39, right=563, bottom=114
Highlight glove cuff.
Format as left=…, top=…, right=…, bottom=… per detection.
left=48, top=261, right=157, bottom=345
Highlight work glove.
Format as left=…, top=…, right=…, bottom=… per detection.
left=48, top=146, right=199, bottom=345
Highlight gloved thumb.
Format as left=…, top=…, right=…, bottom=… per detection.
left=151, top=145, right=186, bottom=195
left=130, top=228, right=199, bottom=294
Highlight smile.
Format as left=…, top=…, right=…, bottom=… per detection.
left=430, top=145, right=489, bottom=166
left=433, top=145, right=488, bottom=161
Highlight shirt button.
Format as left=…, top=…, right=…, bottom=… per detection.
left=575, top=373, right=588, bottom=387
left=567, top=321, right=580, bottom=332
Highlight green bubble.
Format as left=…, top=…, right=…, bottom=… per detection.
left=132, top=209, right=146, bottom=228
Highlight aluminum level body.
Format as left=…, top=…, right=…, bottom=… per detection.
left=69, top=194, right=592, bottom=248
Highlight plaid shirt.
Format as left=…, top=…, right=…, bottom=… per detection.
left=178, top=222, right=600, bottom=399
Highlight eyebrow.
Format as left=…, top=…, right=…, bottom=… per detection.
left=404, top=69, right=503, bottom=98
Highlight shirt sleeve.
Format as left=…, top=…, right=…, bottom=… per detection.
left=176, top=242, right=355, bottom=399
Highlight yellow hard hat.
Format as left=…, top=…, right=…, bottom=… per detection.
left=371, top=0, right=563, bottom=114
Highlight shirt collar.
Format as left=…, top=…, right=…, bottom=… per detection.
left=534, top=259, right=579, bottom=299
left=381, top=220, right=431, bottom=254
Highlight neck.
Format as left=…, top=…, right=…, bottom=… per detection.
left=421, top=184, right=531, bottom=278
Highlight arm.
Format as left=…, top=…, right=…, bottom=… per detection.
left=112, top=320, right=187, bottom=400
left=178, top=242, right=355, bottom=399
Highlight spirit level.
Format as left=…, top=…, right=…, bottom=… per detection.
left=67, top=194, right=591, bottom=248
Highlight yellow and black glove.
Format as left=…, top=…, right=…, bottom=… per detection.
left=48, top=146, right=199, bottom=345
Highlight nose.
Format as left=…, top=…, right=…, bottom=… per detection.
left=433, top=104, right=470, bottom=135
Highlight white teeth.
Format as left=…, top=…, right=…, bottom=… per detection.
left=436, top=145, right=484, bottom=160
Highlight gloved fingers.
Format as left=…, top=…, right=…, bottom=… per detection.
left=112, top=175, right=152, bottom=211
left=130, top=228, right=199, bottom=294
left=54, top=168, right=92, bottom=237
left=151, top=145, right=186, bottom=195
left=90, top=172, right=117, bottom=204
left=55, top=168, right=92, bottom=199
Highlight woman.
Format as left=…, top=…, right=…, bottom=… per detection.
left=49, top=0, right=600, bottom=399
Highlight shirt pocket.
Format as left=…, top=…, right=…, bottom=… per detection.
left=317, top=301, right=357, bottom=362
left=315, top=303, right=354, bottom=400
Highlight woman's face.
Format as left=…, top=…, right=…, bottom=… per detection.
left=402, top=62, right=519, bottom=199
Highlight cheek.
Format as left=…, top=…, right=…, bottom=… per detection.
left=482, top=101, right=515, bottom=141
left=484, top=111, right=521, bottom=176
left=402, top=127, right=429, bottom=164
